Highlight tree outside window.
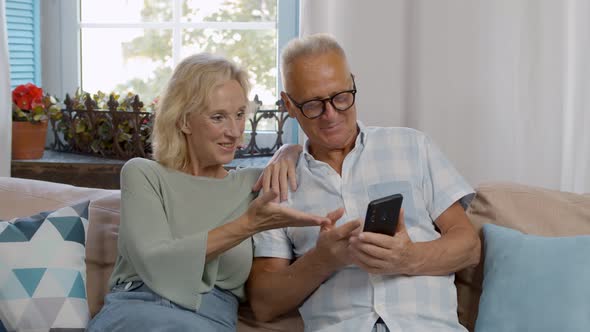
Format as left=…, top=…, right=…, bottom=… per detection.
left=80, top=0, right=278, bottom=130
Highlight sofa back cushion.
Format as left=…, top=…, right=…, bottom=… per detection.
left=458, top=182, right=590, bottom=331
left=0, top=177, right=121, bottom=318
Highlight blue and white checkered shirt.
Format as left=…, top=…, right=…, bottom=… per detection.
left=253, top=122, right=474, bottom=332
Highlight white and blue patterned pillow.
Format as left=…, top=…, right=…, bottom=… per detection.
left=0, top=201, right=90, bottom=332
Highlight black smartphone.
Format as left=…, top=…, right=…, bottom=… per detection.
left=363, top=194, right=403, bottom=236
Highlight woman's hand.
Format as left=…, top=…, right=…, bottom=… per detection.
left=206, top=191, right=328, bottom=262
left=244, top=191, right=329, bottom=233
left=252, top=144, right=303, bottom=202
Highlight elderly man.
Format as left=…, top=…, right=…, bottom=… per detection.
left=247, top=34, right=480, bottom=332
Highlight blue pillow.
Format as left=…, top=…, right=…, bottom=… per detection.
left=475, top=224, right=590, bottom=332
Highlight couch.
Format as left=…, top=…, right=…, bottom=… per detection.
left=1, top=177, right=589, bottom=331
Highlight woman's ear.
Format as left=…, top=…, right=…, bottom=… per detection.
left=179, top=113, right=192, bottom=134
left=180, top=124, right=191, bottom=135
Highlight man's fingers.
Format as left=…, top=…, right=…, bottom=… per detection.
left=321, top=208, right=345, bottom=231
left=357, top=232, right=394, bottom=249
left=350, top=238, right=391, bottom=259
left=349, top=246, right=385, bottom=270
left=396, top=208, right=406, bottom=233
left=326, top=207, right=345, bottom=222
left=350, top=225, right=362, bottom=237
left=334, top=220, right=361, bottom=239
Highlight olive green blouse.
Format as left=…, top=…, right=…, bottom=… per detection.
left=109, top=158, right=260, bottom=310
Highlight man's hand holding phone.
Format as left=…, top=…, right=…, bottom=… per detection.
left=349, top=194, right=417, bottom=275
left=314, top=208, right=361, bottom=272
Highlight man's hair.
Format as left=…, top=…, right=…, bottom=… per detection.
left=280, top=33, right=348, bottom=90
left=152, top=53, right=250, bottom=171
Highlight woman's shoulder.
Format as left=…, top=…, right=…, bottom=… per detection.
left=123, top=157, right=156, bottom=167
left=122, top=158, right=163, bottom=174
left=232, top=167, right=262, bottom=184
left=233, top=167, right=262, bottom=177
left=120, top=158, right=170, bottom=186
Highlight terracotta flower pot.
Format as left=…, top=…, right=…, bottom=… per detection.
left=11, top=120, right=48, bottom=160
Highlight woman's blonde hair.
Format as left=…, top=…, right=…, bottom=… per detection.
left=152, top=53, right=250, bottom=171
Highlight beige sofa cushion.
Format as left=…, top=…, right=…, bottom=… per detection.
left=0, top=177, right=120, bottom=318
left=457, top=182, right=590, bottom=331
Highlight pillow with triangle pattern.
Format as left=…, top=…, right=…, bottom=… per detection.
left=0, top=201, right=90, bottom=332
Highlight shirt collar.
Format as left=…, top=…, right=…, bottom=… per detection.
left=301, top=120, right=367, bottom=163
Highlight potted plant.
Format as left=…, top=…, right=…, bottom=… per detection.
left=11, top=83, right=60, bottom=160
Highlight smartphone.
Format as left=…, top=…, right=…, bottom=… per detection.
left=363, top=194, right=403, bottom=236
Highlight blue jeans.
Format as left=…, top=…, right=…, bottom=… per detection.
left=87, top=281, right=238, bottom=332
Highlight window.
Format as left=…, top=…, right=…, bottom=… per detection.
left=42, top=0, right=298, bottom=140
left=81, top=0, right=278, bottom=108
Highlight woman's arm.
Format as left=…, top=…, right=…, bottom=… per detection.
left=205, top=191, right=329, bottom=262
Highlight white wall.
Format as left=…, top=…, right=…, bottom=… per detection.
left=300, top=0, right=590, bottom=192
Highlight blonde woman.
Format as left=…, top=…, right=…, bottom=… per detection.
left=87, top=53, right=331, bottom=331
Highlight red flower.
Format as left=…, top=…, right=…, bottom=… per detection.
left=12, top=83, right=44, bottom=111
left=30, top=96, right=45, bottom=110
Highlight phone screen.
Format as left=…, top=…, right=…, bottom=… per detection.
left=363, top=194, right=403, bottom=236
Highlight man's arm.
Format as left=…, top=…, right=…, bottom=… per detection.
left=247, top=212, right=361, bottom=322
left=349, top=201, right=480, bottom=276
left=247, top=251, right=334, bottom=322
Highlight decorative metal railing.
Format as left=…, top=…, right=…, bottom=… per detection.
left=49, top=93, right=287, bottom=160
left=237, top=96, right=290, bottom=158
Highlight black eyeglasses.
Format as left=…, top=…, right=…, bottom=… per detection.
left=286, top=75, right=357, bottom=119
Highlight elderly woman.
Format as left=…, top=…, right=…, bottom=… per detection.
left=87, top=53, right=327, bottom=331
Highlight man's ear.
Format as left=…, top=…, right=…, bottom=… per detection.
left=280, top=91, right=297, bottom=118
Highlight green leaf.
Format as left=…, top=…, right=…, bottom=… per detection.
left=75, top=121, right=87, bottom=133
